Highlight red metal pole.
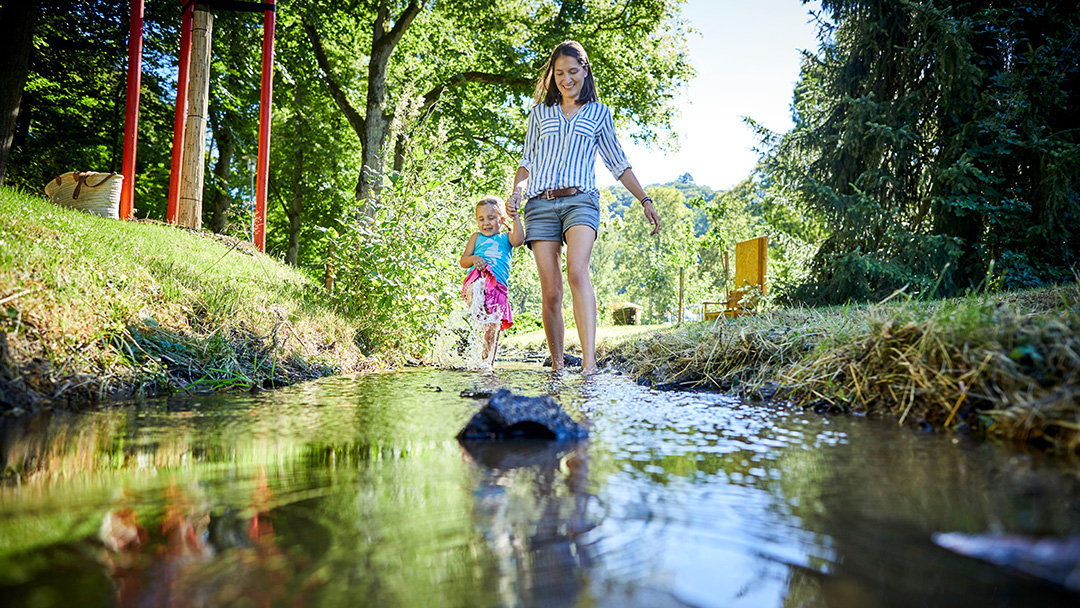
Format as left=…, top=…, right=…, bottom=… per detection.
left=254, top=0, right=276, bottom=253
left=167, top=2, right=194, bottom=224
left=119, top=0, right=144, bottom=220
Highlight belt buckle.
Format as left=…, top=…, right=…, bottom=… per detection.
left=542, top=188, right=555, bottom=200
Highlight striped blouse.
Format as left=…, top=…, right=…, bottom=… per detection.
left=517, top=101, right=631, bottom=201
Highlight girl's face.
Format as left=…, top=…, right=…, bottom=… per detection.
left=475, top=203, right=502, bottom=237
left=553, top=54, right=586, bottom=103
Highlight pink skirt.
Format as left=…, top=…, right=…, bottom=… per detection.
left=462, top=267, right=513, bottom=331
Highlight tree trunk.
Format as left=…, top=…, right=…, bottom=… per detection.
left=286, top=87, right=304, bottom=267
left=302, top=2, right=420, bottom=211
left=0, top=0, right=38, bottom=185
left=357, top=1, right=419, bottom=205
left=209, top=113, right=235, bottom=234
left=178, top=9, right=213, bottom=230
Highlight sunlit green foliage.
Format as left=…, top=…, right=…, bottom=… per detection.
left=7, top=0, right=177, bottom=208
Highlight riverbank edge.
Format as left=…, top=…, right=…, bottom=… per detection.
left=1, top=186, right=378, bottom=414
left=602, top=284, right=1080, bottom=453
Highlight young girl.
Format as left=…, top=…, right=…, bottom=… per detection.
left=459, top=196, right=524, bottom=367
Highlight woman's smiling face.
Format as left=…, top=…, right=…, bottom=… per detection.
left=553, top=54, right=586, bottom=102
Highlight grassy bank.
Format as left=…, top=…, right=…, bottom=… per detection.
left=606, top=285, right=1080, bottom=452
left=0, top=186, right=371, bottom=412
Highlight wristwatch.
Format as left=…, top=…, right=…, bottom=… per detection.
left=640, top=196, right=653, bottom=206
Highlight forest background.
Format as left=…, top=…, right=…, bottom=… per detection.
left=0, top=0, right=1077, bottom=358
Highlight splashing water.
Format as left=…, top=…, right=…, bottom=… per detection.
left=432, top=279, right=502, bottom=370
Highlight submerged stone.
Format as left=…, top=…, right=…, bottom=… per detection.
left=457, top=388, right=588, bottom=441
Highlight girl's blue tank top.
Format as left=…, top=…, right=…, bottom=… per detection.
left=471, top=232, right=512, bottom=287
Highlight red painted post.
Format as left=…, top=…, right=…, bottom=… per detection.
left=167, top=2, right=194, bottom=224
left=119, top=0, right=144, bottom=220
left=253, top=0, right=276, bottom=253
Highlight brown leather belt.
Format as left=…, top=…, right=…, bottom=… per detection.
left=533, top=187, right=581, bottom=200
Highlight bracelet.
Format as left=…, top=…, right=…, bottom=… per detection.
left=640, top=196, right=653, bottom=206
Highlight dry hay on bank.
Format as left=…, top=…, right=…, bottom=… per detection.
left=608, top=284, right=1080, bottom=452
left=602, top=306, right=846, bottom=394
left=783, top=286, right=1080, bottom=450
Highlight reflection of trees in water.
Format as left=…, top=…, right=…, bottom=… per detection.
left=94, top=468, right=319, bottom=608
left=773, top=424, right=1080, bottom=607
left=462, top=439, right=595, bottom=608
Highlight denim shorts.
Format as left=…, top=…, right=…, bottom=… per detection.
left=521, top=191, right=600, bottom=248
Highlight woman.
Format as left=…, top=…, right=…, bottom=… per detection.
left=507, top=40, right=661, bottom=373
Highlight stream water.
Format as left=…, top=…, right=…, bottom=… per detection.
left=1, top=367, right=1079, bottom=607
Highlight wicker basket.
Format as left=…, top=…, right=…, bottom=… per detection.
left=44, top=171, right=123, bottom=219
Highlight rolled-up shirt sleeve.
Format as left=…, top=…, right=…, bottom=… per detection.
left=596, top=105, right=631, bottom=180
left=518, top=106, right=540, bottom=175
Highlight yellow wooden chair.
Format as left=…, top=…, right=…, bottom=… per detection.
left=703, top=236, right=768, bottom=321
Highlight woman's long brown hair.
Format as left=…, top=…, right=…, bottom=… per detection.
left=533, top=40, right=599, bottom=107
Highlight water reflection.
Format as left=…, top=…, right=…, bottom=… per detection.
left=92, top=468, right=310, bottom=608
left=1, top=369, right=1079, bottom=607
left=461, top=440, right=594, bottom=608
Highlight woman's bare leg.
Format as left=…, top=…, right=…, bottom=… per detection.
left=532, top=240, right=566, bottom=370
left=564, top=225, right=597, bottom=372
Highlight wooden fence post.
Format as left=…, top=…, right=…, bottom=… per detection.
left=177, top=8, right=212, bottom=229
left=679, top=267, right=684, bottom=324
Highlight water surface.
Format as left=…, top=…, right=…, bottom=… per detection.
left=2, top=367, right=1078, bottom=607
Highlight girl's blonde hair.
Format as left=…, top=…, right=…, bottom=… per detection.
left=475, top=196, right=505, bottom=219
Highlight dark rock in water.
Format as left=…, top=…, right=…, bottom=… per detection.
left=933, top=532, right=1080, bottom=590
left=542, top=353, right=583, bottom=368
left=460, top=388, right=493, bottom=399
left=457, top=388, right=588, bottom=441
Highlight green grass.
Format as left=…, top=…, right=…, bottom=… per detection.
left=0, top=186, right=370, bottom=409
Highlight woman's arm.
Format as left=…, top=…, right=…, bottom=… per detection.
left=459, top=232, right=486, bottom=270
left=619, top=168, right=661, bottom=236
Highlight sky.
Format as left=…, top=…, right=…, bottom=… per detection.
left=597, top=0, right=824, bottom=191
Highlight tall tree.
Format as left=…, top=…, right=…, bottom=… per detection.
left=759, top=0, right=1080, bottom=303
left=299, top=0, right=693, bottom=209
left=0, top=0, right=38, bottom=185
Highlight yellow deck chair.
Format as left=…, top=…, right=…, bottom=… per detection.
left=703, top=236, right=768, bottom=321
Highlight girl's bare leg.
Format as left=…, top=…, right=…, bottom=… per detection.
left=532, top=240, right=566, bottom=370
left=481, top=323, right=499, bottom=367
left=564, top=225, right=597, bottom=372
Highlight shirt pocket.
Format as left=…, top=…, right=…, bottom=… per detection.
left=572, top=117, right=598, bottom=140
left=539, top=117, right=560, bottom=137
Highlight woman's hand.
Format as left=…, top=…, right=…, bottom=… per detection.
left=642, top=200, right=660, bottom=236
left=507, top=190, right=522, bottom=214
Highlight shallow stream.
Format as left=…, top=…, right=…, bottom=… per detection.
left=2, top=367, right=1079, bottom=607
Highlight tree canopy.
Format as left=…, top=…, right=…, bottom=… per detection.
left=757, top=0, right=1080, bottom=303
